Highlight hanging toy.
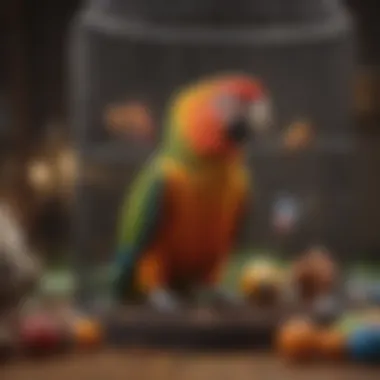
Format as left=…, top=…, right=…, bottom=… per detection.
left=272, top=194, right=301, bottom=236
left=104, top=101, right=155, bottom=143
left=283, top=120, right=314, bottom=152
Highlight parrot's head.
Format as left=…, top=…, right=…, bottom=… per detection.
left=166, top=74, right=273, bottom=160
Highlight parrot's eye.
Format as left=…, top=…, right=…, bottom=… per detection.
left=249, top=98, right=273, bottom=132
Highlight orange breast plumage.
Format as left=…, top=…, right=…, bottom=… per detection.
left=157, top=159, right=247, bottom=274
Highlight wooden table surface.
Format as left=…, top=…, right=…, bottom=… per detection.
left=1, top=350, right=379, bottom=380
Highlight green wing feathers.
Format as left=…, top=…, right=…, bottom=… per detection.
left=112, top=162, right=167, bottom=300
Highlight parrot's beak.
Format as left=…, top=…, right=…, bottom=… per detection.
left=249, top=98, right=273, bottom=134
left=226, top=97, right=273, bottom=145
left=226, top=117, right=251, bottom=143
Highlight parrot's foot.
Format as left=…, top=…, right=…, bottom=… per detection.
left=147, top=288, right=183, bottom=313
left=204, top=287, right=245, bottom=308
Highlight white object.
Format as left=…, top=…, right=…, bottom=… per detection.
left=249, top=98, right=273, bottom=132
left=0, top=202, right=40, bottom=292
left=272, top=195, right=301, bottom=234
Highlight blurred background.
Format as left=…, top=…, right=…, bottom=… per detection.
left=1, top=0, right=380, bottom=282
left=3, top=2, right=380, bottom=377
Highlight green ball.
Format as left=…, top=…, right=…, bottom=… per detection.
left=337, top=313, right=364, bottom=335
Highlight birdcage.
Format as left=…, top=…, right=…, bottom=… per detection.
left=69, top=0, right=355, bottom=301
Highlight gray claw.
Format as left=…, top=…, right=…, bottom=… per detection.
left=209, top=288, right=245, bottom=307
left=147, top=288, right=182, bottom=313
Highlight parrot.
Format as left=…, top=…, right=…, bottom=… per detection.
left=112, top=74, right=273, bottom=311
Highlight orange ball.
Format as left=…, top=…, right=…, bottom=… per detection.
left=276, top=318, right=318, bottom=362
left=316, top=328, right=346, bottom=360
left=73, top=319, right=102, bottom=348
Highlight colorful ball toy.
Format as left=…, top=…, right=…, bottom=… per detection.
left=316, top=327, right=346, bottom=360
left=347, top=324, right=380, bottom=363
left=276, top=317, right=318, bottom=362
left=50, top=306, right=104, bottom=350
left=337, top=313, right=364, bottom=336
left=19, top=313, right=63, bottom=355
left=72, top=317, right=103, bottom=349
left=291, top=246, right=337, bottom=302
left=240, top=259, right=285, bottom=305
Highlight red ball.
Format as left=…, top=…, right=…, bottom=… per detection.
left=20, top=314, right=62, bottom=353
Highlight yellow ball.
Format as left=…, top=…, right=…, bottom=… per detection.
left=240, top=260, right=284, bottom=304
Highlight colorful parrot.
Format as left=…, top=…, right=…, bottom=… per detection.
left=112, top=74, right=272, bottom=310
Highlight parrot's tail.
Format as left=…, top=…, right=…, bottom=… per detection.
left=111, top=247, right=141, bottom=304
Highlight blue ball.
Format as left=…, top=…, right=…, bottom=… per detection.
left=370, top=325, right=380, bottom=349
left=348, top=325, right=380, bottom=363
